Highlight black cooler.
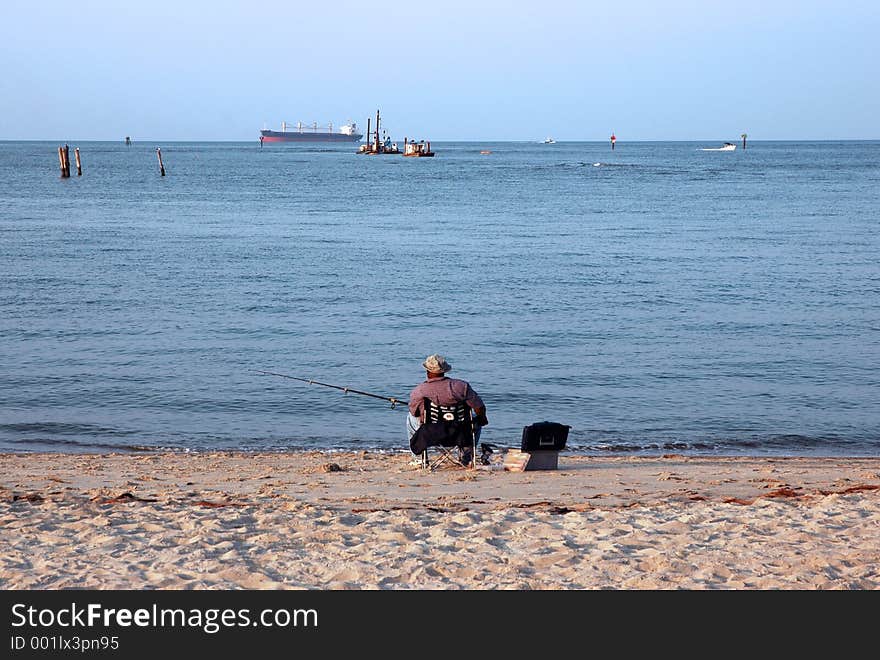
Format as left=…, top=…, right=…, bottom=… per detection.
left=518, top=422, right=570, bottom=470
left=521, top=421, right=570, bottom=451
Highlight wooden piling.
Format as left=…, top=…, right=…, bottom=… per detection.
left=156, top=147, right=166, bottom=176
left=61, top=145, right=71, bottom=177
left=58, top=147, right=67, bottom=178
left=74, top=148, right=82, bottom=176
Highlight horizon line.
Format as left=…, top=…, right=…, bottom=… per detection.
left=2, top=137, right=879, bottom=143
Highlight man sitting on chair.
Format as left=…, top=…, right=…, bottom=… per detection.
left=407, top=354, right=488, bottom=463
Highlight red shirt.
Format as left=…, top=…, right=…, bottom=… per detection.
left=408, top=376, right=484, bottom=418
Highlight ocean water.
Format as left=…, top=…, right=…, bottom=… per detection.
left=1, top=139, right=878, bottom=456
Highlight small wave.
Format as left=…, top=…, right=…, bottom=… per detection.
left=565, top=433, right=880, bottom=456
left=588, top=162, right=641, bottom=168
left=0, top=422, right=136, bottom=437
left=571, top=439, right=721, bottom=454
left=0, top=437, right=157, bottom=453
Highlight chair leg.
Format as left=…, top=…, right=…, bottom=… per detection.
left=426, top=447, right=459, bottom=471
left=422, top=443, right=476, bottom=471
left=424, top=448, right=445, bottom=471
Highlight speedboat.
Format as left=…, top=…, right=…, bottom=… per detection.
left=701, top=142, right=736, bottom=151
left=543, top=137, right=556, bottom=144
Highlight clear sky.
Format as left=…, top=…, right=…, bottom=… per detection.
left=2, top=0, right=877, bottom=141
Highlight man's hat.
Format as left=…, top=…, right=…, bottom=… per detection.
left=422, top=354, right=452, bottom=374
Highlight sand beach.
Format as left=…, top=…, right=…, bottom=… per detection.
left=1, top=451, right=878, bottom=590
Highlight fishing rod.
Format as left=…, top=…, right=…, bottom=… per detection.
left=253, top=369, right=405, bottom=409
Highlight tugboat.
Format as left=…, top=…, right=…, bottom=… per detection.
left=403, top=138, right=434, bottom=157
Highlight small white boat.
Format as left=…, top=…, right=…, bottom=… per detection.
left=543, top=137, right=556, bottom=144
left=701, top=142, right=736, bottom=151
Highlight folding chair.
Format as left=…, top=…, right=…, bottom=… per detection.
left=412, top=398, right=476, bottom=471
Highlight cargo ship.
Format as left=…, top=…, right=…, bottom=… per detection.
left=260, top=121, right=362, bottom=143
